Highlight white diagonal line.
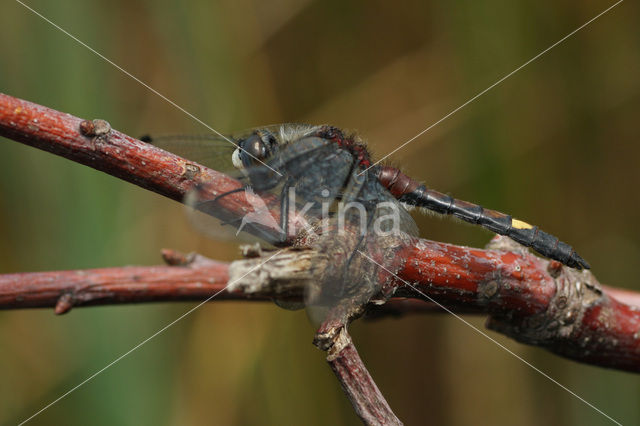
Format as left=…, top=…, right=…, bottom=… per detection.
left=361, top=0, right=623, bottom=174
left=14, top=0, right=283, bottom=177
left=18, top=250, right=284, bottom=425
left=357, top=250, right=622, bottom=425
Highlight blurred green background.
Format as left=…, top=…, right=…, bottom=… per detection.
left=1, top=0, right=639, bottom=424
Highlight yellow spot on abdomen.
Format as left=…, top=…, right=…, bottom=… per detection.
left=512, top=219, right=533, bottom=229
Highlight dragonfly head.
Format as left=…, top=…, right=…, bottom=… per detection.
left=232, top=129, right=278, bottom=170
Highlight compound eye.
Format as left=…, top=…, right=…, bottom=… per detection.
left=246, top=137, right=267, bottom=161
left=235, top=132, right=275, bottom=169
left=233, top=130, right=278, bottom=170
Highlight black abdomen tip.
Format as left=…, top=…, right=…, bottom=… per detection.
left=569, top=252, right=591, bottom=270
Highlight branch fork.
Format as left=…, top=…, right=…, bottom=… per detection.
left=1, top=92, right=639, bottom=425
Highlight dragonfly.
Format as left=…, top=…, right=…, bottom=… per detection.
left=143, top=123, right=589, bottom=325
left=143, top=123, right=590, bottom=271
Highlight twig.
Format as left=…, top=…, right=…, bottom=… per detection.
left=327, top=329, right=402, bottom=426
left=0, top=250, right=251, bottom=313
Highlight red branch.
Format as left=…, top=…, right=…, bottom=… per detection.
left=0, top=248, right=422, bottom=319
left=0, top=94, right=224, bottom=202
left=2, top=92, right=640, bottom=424
left=1, top=92, right=639, bottom=366
left=393, top=238, right=640, bottom=372
left=0, top=92, right=290, bottom=242
left=0, top=250, right=262, bottom=313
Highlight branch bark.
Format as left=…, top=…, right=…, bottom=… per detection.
left=0, top=250, right=256, bottom=313
left=328, top=329, right=402, bottom=426
left=392, top=236, right=640, bottom=372
left=0, top=92, right=290, bottom=242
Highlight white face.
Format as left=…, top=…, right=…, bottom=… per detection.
left=231, top=147, right=244, bottom=170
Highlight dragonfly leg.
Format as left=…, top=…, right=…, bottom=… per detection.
left=194, top=186, right=247, bottom=227
left=337, top=169, right=370, bottom=297
left=277, top=180, right=293, bottom=243
left=343, top=201, right=377, bottom=280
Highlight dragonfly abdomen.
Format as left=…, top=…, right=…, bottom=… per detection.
left=375, top=165, right=590, bottom=270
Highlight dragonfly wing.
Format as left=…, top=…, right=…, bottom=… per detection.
left=142, top=134, right=237, bottom=172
